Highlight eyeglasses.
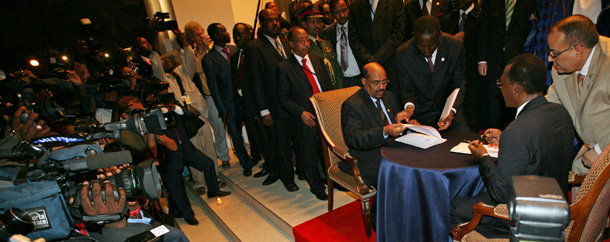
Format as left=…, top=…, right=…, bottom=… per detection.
left=291, top=38, right=311, bottom=44
left=547, top=45, right=576, bottom=59
left=496, top=79, right=503, bottom=88
left=370, top=79, right=390, bottom=87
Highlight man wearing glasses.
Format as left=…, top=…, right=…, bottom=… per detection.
left=396, top=16, right=466, bottom=130
left=276, top=26, right=333, bottom=200
left=545, top=15, right=610, bottom=198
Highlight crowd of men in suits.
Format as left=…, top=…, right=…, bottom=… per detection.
left=113, top=0, right=610, bottom=232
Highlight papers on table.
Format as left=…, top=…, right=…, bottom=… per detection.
left=450, top=142, right=499, bottom=158
left=439, top=88, right=460, bottom=122
left=395, top=124, right=446, bottom=149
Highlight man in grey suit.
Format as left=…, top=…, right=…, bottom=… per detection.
left=546, top=15, right=610, bottom=197
left=395, top=16, right=466, bottom=130
left=450, top=54, right=574, bottom=238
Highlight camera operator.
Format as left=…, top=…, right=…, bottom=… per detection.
left=117, top=96, right=229, bottom=225
left=131, top=37, right=163, bottom=80
left=74, top=180, right=189, bottom=242
left=93, top=66, right=141, bottom=124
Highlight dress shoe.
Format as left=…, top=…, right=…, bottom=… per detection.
left=184, top=217, right=199, bottom=225
left=253, top=169, right=269, bottom=178
left=207, top=190, right=232, bottom=198
left=243, top=168, right=252, bottom=177
left=221, top=161, right=230, bottom=168
left=284, top=183, right=299, bottom=192
left=314, top=191, right=328, bottom=201
left=297, top=173, right=306, bottom=180
left=195, top=187, right=206, bottom=195
left=262, top=174, right=279, bottom=185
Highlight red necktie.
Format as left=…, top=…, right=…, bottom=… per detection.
left=222, top=47, right=231, bottom=62
left=422, top=1, right=430, bottom=16
left=577, top=73, right=585, bottom=93
left=302, top=58, right=321, bottom=94
left=426, top=56, right=434, bottom=72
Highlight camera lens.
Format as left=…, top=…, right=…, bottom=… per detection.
left=108, top=159, right=161, bottom=201
left=0, top=207, right=34, bottom=238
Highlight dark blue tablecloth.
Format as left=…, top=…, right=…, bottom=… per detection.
left=376, top=131, right=487, bottom=242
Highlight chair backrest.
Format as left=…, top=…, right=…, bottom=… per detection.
left=566, top=144, right=610, bottom=241
left=309, top=86, right=360, bottom=166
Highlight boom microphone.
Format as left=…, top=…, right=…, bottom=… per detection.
left=61, top=150, right=132, bottom=171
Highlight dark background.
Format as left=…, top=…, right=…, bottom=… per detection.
left=0, top=0, right=149, bottom=74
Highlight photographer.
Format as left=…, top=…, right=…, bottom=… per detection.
left=75, top=180, right=189, bottom=242
left=94, top=66, right=141, bottom=124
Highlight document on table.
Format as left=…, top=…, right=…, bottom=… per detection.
left=450, top=142, right=499, bottom=158
left=395, top=124, right=446, bottom=149
left=439, top=88, right=460, bottom=122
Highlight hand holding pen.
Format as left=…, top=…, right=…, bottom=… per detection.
left=482, top=128, right=502, bottom=148
left=465, top=139, right=489, bottom=159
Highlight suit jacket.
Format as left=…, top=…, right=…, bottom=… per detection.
left=440, top=4, right=491, bottom=127
left=396, top=33, right=466, bottom=126
left=309, top=37, right=344, bottom=89
left=348, top=0, right=405, bottom=66
left=479, top=0, right=536, bottom=71
left=243, top=34, right=292, bottom=120
left=546, top=36, right=610, bottom=164
left=202, top=45, right=239, bottom=117
left=404, top=0, right=452, bottom=41
left=321, top=22, right=339, bottom=47
left=230, top=48, right=256, bottom=118
left=340, top=88, right=401, bottom=187
left=276, top=54, right=333, bottom=138
left=480, top=96, right=574, bottom=203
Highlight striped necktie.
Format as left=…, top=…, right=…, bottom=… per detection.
left=505, top=0, right=515, bottom=29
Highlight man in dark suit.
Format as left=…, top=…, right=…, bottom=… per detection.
left=276, top=26, right=333, bottom=200
left=231, top=23, right=266, bottom=171
left=297, top=4, right=344, bottom=89
left=202, top=23, right=254, bottom=176
left=404, top=0, right=452, bottom=41
left=348, top=0, right=405, bottom=96
left=478, top=0, right=536, bottom=129
left=244, top=9, right=299, bottom=190
left=396, top=16, right=466, bottom=130
left=450, top=54, right=574, bottom=238
left=439, top=0, right=490, bottom=130
left=321, top=0, right=362, bottom=88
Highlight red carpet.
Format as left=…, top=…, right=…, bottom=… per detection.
left=293, top=201, right=376, bottom=242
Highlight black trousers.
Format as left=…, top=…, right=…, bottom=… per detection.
left=450, top=192, right=510, bottom=238
left=226, top=107, right=253, bottom=169
left=272, top=119, right=296, bottom=185
left=160, top=144, right=219, bottom=219
left=292, top=135, right=325, bottom=194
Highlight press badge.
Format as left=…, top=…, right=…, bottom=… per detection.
left=181, top=94, right=192, bottom=105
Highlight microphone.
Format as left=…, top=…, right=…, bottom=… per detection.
left=61, top=150, right=132, bottom=171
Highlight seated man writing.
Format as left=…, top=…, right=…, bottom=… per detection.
left=450, top=54, right=574, bottom=238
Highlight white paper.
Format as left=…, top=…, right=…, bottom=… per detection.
left=395, top=124, right=446, bottom=149
left=150, top=225, right=170, bottom=237
left=450, top=142, right=499, bottom=158
left=405, top=124, right=442, bottom=139
left=439, top=88, right=460, bottom=122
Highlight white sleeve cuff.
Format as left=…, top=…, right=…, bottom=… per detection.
left=478, top=61, right=487, bottom=64
left=260, top=109, right=270, bottom=117
left=594, top=143, right=602, bottom=154
left=451, top=108, right=457, bottom=114
left=403, top=102, right=415, bottom=110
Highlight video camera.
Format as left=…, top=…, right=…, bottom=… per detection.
left=152, top=12, right=178, bottom=31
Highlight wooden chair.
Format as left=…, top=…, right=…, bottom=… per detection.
left=309, top=86, right=377, bottom=238
left=452, top=144, right=610, bottom=241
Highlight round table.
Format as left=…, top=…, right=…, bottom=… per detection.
left=376, top=131, right=487, bottom=242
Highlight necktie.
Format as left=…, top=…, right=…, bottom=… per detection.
left=237, top=51, right=245, bottom=90
left=339, top=26, right=349, bottom=72
left=222, top=47, right=231, bottom=62
left=302, top=58, right=321, bottom=94
left=422, top=0, right=430, bottom=16
left=370, top=0, right=377, bottom=19
left=376, top=99, right=389, bottom=125
left=459, top=12, right=466, bottom=32
left=275, top=40, right=286, bottom=59
left=505, top=0, right=515, bottom=29
left=426, top=56, right=434, bottom=72
left=577, top=73, right=585, bottom=93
